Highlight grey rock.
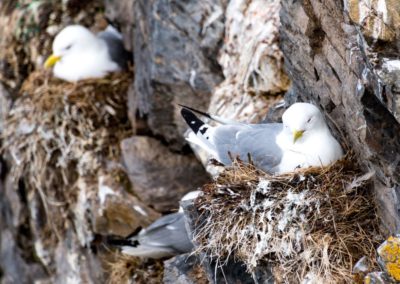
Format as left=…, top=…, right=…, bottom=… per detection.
left=207, top=0, right=289, bottom=125
left=133, top=0, right=225, bottom=150
left=104, top=0, right=135, bottom=51
left=163, top=254, right=208, bottom=284
left=0, top=83, right=11, bottom=134
left=92, top=172, right=161, bottom=238
left=0, top=230, right=48, bottom=284
left=202, top=259, right=274, bottom=284
left=262, top=100, right=286, bottom=123
left=121, top=136, right=210, bottom=212
left=280, top=0, right=400, bottom=233
left=0, top=167, right=49, bottom=283
left=54, top=227, right=103, bottom=284
left=376, top=60, right=400, bottom=123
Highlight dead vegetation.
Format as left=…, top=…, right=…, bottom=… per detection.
left=1, top=70, right=133, bottom=234
left=103, top=251, right=164, bottom=284
left=194, top=157, right=384, bottom=283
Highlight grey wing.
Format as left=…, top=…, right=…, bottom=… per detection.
left=145, top=212, right=182, bottom=231
left=136, top=212, right=193, bottom=253
left=97, top=26, right=132, bottom=69
left=210, top=125, right=242, bottom=164
left=213, top=123, right=283, bottom=172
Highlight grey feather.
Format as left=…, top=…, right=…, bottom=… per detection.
left=181, top=107, right=283, bottom=173
left=122, top=212, right=193, bottom=258
left=97, top=26, right=131, bottom=69
left=212, top=123, right=283, bottom=172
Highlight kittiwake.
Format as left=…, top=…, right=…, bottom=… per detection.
left=180, top=103, right=344, bottom=173
left=114, top=191, right=201, bottom=259
left=44, top=25, right=131, bottom=82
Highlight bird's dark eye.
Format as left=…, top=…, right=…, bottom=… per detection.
left=65, top=44, right=72, bottom=50
left=307, top=117, right=312, bottom=123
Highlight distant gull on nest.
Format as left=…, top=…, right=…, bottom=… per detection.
left=44, top=25, right=131, bottom=82
left=181, top=102, right=344, bottom=173
left=112, top=191, right=201, bottom=259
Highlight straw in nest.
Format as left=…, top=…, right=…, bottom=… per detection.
left=1, top=70, right=133, bottom=233
left=102, top=252, right=164, bottom=284
left=194, top=157, right=383, bottom=283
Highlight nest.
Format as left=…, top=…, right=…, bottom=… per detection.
left=1, top=70, right=132, bottom=231
left=194, top=158, right=383, bottom=283
left=0, top=0, right=106, bottom=92
left=103, top=252, right=164, bottom=284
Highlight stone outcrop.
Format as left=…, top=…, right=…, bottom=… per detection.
left=0, top=1, right=218, bottom=282
left=132, top=0, right=226, bottom=150
left=163, top=254, right=209, bottom=284
left=0, top=173, right=48, bottom=284
left=208, top=0, right=289, bottom=123
left=280, top=0, right=400, bottom=234
left=0, top=84, right=11, bottom=133
left=104, top=0, right=135, bottom=51
left=121, top=136, right=209, bottom=212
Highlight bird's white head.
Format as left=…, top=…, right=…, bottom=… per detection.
left=282, top=103, right=327, bottom=143
left=44, top=25, right=98, bottom=68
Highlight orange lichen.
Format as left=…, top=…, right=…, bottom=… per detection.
left=378, top=236, right=400, bottom=281
left=386, top=263, right=400, bottom=281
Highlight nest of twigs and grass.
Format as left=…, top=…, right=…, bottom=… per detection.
left=193, top=157, right=384, bottom=283
left=1, top=70, right=133, bottom=233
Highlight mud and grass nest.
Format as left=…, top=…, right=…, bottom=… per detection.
left=194, top=157, right=384, bottom=283
left=1, top=70, right=132, bottom=220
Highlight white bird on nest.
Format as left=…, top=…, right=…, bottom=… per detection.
left=111, top=191, right=201, bottom=259
left=44, top=25, right=131, bottom=82
left=180, top=102, right=344, bottom=173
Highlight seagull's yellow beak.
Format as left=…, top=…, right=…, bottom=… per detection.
left=44, top=54, right=61, bottom=68
left=293, top=130, right=305, bottom=143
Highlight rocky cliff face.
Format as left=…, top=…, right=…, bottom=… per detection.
left=0, top=0, right=399, bottom=283
left=0, top=0, right=216, bottom=282
left=280, top=0, right=400, bottom=234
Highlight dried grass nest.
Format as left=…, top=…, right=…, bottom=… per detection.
left=193, top=157, right=384, bottom=283
left=1, top=70, right=132, bottom=212
left=103, top=252, right=164, bottom=284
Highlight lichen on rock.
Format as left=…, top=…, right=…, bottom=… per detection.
left=209, top=0, right=290, bottom=123
left=377, top=236, right=400, bottom=281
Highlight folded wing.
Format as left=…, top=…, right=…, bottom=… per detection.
left=122, top=212, right=193, bottom=258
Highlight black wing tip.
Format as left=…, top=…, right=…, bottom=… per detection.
left=180, top=107, right=197, bottom=123
left=178, top=104, right=212, bottom=119
left=106, top=236, right=140, bottom=247
left=180, top=108, right=194, bottom=124
left=180, top=108, right=205, bottom=134
left=180, top=107, right=191, bottom=117
left=106, top=226, right=142, bottom=247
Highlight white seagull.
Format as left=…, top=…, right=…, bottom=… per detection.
left=44, top=25, right=131, bottom=82
left=180, top=103, right=344, bottom=173
left=117, top=191, right=201, bottom=259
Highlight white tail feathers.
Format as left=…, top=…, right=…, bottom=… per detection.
left=122, top=245, right=175, bottom=259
